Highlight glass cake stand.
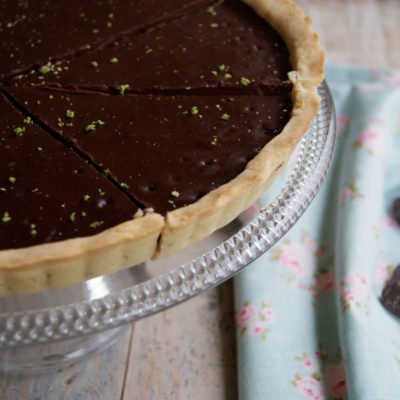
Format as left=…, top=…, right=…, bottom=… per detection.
left=0, top=81, right=336, bottom=371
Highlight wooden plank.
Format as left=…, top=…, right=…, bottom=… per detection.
left=122, top=281, right=237, bottom=400
left=296, top=0, right=400, bottom=69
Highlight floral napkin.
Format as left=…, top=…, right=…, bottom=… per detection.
left=234, top=65, right=400, bottom=400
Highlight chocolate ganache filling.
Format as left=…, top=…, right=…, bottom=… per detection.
left=0, top=93, right=136, bottom=250
left=0, top=0, right=294, bottom=250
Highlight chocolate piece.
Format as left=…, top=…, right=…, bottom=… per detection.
left=391, top=198, right=400, bottom=225
left=0, top=92, right=137, bottom=250
left=11, top=1, right=291, bottom=92
left=0, top=0, right=212, bottom=80
left=8, top=87, right=292, bottom=215
left=382, top=265, right=400, bottom=317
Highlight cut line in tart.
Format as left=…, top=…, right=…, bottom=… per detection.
left=0, top=0, right=324, bottom=296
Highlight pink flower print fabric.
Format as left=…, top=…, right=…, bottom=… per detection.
left=279, top=242, right=315, bottom=277
left=235, top=66, right=400, bottom=400
left=292, top=351, right=347, bottom=400
left=236, top=299, right=275, bottom=340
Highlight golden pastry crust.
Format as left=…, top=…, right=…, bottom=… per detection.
left=0, top=0, right=324, bottom=296
left=0, top=214, right=164, bottom=296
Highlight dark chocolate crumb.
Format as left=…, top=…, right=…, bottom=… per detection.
left=391, top=198, right=400, bottom=225
left=382, top=265, right=400, bottom=316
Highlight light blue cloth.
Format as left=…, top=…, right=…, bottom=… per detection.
left=234, top=65, right=400, bottom=400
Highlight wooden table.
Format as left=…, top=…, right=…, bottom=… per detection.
left=1, top=1, right=400, bottom=398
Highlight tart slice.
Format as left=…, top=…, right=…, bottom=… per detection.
left=7, top=88, right=292, bottom=215
left=12, top=0, right=293, bottom=91
left=0, top=92, right=163, bottom=295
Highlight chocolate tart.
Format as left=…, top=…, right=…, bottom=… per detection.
left=0, top=0, right=324, bottom=295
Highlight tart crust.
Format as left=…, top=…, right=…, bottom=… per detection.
left=0, top=0, right=324, bottom=296
left=0, top=214, right=164, bottom=296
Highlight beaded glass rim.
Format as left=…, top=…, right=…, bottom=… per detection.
left=0, top=81, right=336, bottom=347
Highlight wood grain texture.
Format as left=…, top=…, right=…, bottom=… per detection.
left=296, top=0, right=400, bottom=69
left=122, top=281, right=237, bottom=400
left=2, top=1, right=399, bottom=399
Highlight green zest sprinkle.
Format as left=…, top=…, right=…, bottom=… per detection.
left=218, top=64, right=225, bottom=72
left=23, top=116, right=32, bottom=124
left=191, top=106, right=199, bottom=115
left=8, top=176, right=16, bottom=184
left=211, top=136, right=218, bottom=145
left=84, top=123, right=96, bottom=132
left=168, top=200, right=174, bottom=205
left=224, top=73, right=232, bottom=79
left=37, top=146, right=43, bottom=151
left=108, top=13, right=114, bottom=19
left=90, top=221, right=104, bottom=229
left=98, top=188, right=105, bottom=196
left=39, top=65, right=51, bottom=74
left=210, top=23, right=218, bottom=28
left=211, top=70, right=218, bottom=76
left=294, top=100, right=304, bottom=110
left=206, top=6, right=216, bottom=14
left=221, top=113, right=230, bottom=120
left=91, top=60, right=99, bottom=68
left=83, top=194, right=90, bottom=201
left=69, top=212, right=76, bottom=222
left=66, top=109, right=75, bottom=118
left=215, top=104, right=222, bottom=110
left=109, top=57, right=118, bottom=63
left=85, top=120, right=105, bottom=132
left=120, top=183, right=130, bottom=189
left=30, top=223, right=37, bottom=236
left=241, top=77, right=251, bottom=86
left=1, top=212, right=11, bottom=223
left=81, top=211, right=87, bottom=217
left=120, top=84, right=130, bottom=95
left=14, top=126, right=25, bottom=136
left=0, top=187, right=6, bottom=192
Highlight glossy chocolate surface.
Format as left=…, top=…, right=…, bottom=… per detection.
left=8, top=88, right=292, bottom=214
left=11, top=1, right=291, bottom=91
left=0, top=93, right=136, bottom=250
left=0, top=0, right=210, bottom=79
left=1, top=0, right=294, bottom=250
